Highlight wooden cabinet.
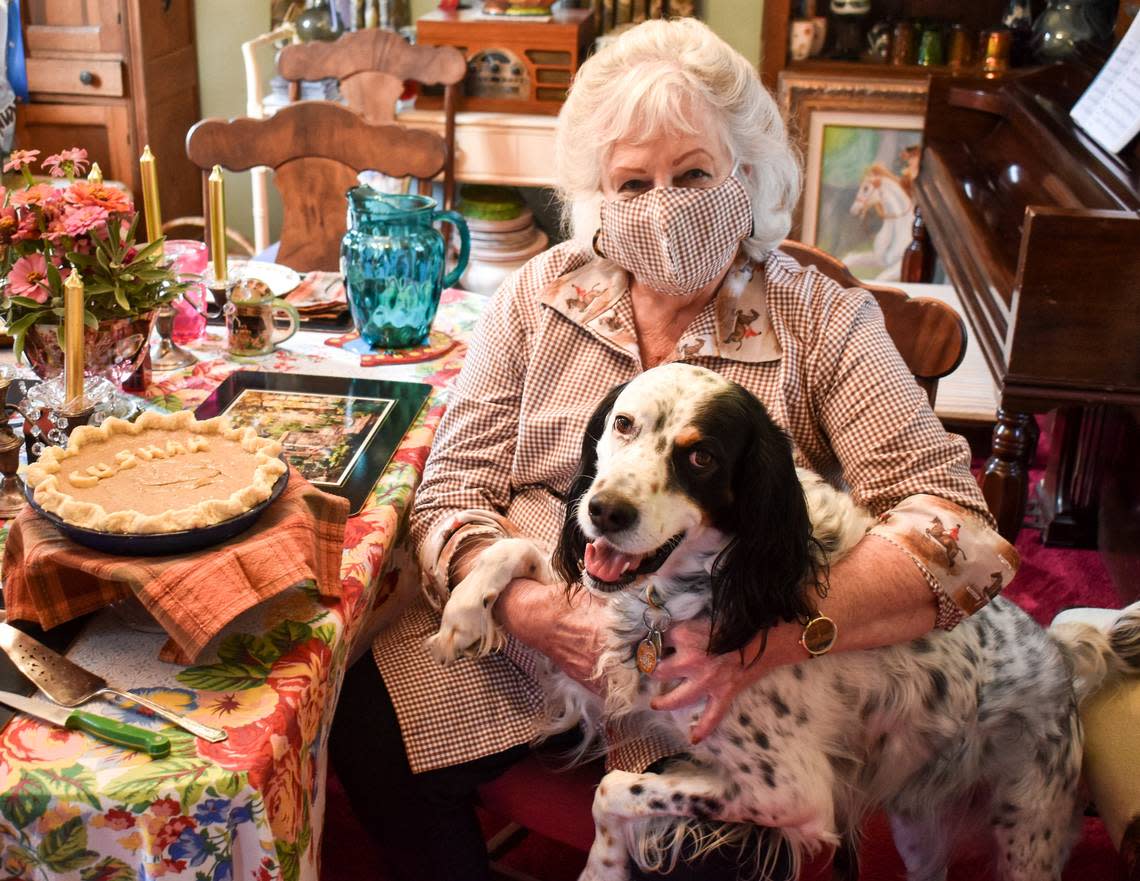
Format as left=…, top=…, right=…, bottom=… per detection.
left=16, top=0, right=202, bottom=220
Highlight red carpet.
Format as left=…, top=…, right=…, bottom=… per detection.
left=321, top=475, right=1129, bottom=880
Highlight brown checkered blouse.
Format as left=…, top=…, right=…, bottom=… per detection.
left=372, top=243, right=1017, bottom=774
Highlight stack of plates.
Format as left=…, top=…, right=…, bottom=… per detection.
left=462, top=209, right=549, bottom=296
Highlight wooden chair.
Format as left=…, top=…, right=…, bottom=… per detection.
left=185, top=101, right=447, bottom=272
left=778, top=240, right=967, bottom=408
left=276, top=29, right=466, bottom=210
left=160, top=218, right=256, bottom=259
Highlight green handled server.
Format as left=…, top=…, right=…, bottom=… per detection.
left=0, top=689, right=171, bottom=758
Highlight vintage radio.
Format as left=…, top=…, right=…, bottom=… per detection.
left=415, top=6, right=595, bottom=115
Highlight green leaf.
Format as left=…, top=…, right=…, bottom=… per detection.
left=212, top=771, right=246, bottom=799
left=65, top=251, right=97, bottom=269
left=0, top=774, right=50, bottom=828
left=6, top=296, right=47, bottom=309
left=277, top=841, right=300, bottom=881
left=44, top=259, right=64, bottom=295
left=113, top=286, right=130, bottom=312
left=103, top=758, right=215, bottom=805
left=266, top=620, right=313, bottom=656
left=176, top=662, right=271, bottom=692
left=83, top=309, right=99, bottom=329
left=131, top=238, right=164, bottom=265
left=28, top=765, right=102, bottom=810
left=149, top=393, right=185, bottom=413
left=217, top=633, right=281, bottom=668
left=313, top=623, right=337, bottom=646
left=36, top=816, right=97, bottom=872
left=80, top=856, right=134, bottom=881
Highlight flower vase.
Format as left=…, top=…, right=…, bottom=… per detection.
left=22, top=312, right=157, bottom=389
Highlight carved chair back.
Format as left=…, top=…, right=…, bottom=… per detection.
left=186, top=101, right=447, bottom=272
left=277, top=29, right=465, bottom=209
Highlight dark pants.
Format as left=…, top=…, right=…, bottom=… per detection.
left=329, top=653, right=792, bottom=881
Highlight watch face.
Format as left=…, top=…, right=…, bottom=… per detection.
left=803, top=616, right=838, bottom=655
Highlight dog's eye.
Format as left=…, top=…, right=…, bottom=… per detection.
left=688, top=449, right=714, bottom=470
left=613, top=414, right=634, bottom=435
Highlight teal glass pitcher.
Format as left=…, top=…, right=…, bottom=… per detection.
left=341, top=187, right=471, bottom=348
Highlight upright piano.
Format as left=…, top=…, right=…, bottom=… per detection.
left=914, top=61, right=1140, bottom=547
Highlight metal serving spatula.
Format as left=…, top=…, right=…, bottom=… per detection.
left=0, top=621, right=227, bottom=743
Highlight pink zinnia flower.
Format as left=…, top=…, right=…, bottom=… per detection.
left=11, top=213, right=41, bottom=244
left=10, top=184, right=61, bottom=210
left=3, top=149, right=40, bottom=173
left=63, top=180, right=133, bottom=214
left=61, top=204, right=108, bottom=238
left=42, top=148, right=89, bottom=179
left=8, top=254, right=53, bottom=303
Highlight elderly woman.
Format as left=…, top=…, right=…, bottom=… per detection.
left=330, top=18, right=1016, bottom=881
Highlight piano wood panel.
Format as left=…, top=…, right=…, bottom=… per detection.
left=915, top=64, right=1140, bottom=546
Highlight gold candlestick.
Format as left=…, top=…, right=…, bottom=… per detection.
left=208, top=165, right=228, bottom=284
left=139, top=146, right=163, bottom=254
left=87, top=162, right=104, bottom=186
left=64, top=270, right=86, bottom=408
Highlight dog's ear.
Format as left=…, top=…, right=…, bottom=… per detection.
left=707, top=385, right=823, bottom=655
left=554, top=381, right=629, bottom=586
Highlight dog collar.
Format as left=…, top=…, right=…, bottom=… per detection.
left=800, top=612, right=838, bottom=658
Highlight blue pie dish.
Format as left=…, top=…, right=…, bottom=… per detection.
left=24, top=465, right=289, bottom=557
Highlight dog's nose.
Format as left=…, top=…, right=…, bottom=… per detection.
left=587, top=492, right=639, bottom=534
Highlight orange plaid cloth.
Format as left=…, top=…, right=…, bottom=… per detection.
left=2, top=467, right=349, bottom=663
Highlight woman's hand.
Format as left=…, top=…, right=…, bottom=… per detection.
left=650, top=618, right=801, bottom=744
left=494, top=579, right=609, bottom=691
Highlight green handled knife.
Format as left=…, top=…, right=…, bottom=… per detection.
left=0, top=689, right=171, bottom=758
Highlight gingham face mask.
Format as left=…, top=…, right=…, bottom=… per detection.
left=595, top=164, right=753, bottom=296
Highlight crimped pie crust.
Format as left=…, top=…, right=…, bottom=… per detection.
left=26, top=409, right=287, bottom=534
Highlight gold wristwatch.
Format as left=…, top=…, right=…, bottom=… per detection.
left=799, top=613, right=838, bottom=658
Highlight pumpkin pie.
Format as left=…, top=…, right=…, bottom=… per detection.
left=26, top=410, right=287, bottom=534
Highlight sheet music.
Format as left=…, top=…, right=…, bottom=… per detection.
left=1071, top=14, right=1140, bottom=154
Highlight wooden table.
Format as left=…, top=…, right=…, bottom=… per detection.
left=0, top=290, right=484, bottom=881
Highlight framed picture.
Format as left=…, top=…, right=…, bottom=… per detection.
left=779, top=73, right=928, bottom=282
left=195, top=372, right=432, bottom=514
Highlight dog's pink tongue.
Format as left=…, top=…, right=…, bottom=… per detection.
left=584, top=538, right=643, bottom=583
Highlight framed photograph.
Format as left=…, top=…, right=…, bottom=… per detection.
left=195, top=372, right=432, bottom=514
left=779, top=73, right=928, bottom=282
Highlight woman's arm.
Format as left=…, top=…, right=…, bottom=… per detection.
left=412, top=244, right=589, bottom=572
left=650, top=534, right=932, bottom=742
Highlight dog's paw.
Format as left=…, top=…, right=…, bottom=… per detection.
left=425, top=601, right=505, bottom=665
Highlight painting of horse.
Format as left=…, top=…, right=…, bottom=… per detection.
left=800, top=112, right=923, bottom=282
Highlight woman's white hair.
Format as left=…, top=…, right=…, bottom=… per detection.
left=555, top=18, right=801, bottom=260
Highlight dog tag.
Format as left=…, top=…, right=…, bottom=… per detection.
left=637, top=628, right=663, bottom=675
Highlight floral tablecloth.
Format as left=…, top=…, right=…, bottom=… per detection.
left=0, top=289, right=487, bottom=881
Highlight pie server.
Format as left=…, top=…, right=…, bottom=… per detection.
left=0, top=621, right=227, bottom=743
left=0, top=688, right=170, bottom=757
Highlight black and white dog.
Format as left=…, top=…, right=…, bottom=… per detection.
left=427, top=363, right=1140, bottom=881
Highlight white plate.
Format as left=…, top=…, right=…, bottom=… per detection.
left=231, top=259, right=302, bottom=296
left=230, top=259, right=302, bottom=297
